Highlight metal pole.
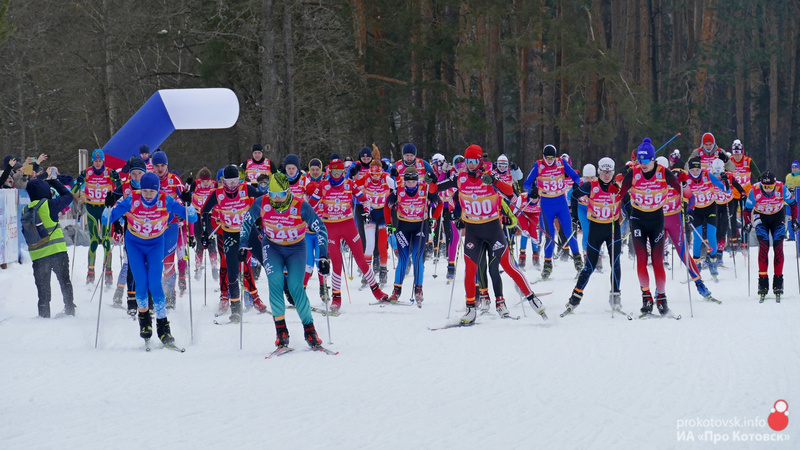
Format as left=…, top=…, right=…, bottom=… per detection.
left=682, top=211, right=694, bottom=318
left=94, top=212, right=112, bottom=348
left=185, top=205, right=194, bottom=343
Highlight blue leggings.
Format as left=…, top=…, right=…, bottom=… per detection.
left=578, top=204, right=590, bottom=253
left=540, top=196, right=580, bottom=258
left=263, top=240, right=313, bottom=325
left=305, top=231, right=320, bottom=273
left=394, top=220, right=426, bottom=286
left=162, top=224, right=179, bottom=293
left=691, top=205, right=717, bottom=258
left=126, top=233, right=167, bottom=318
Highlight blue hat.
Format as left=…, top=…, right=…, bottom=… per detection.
left=283, top=154, right=300, bottom=169
left=128, top=157, right=147, bottom=173
left=139, top=144, right=150, bottom=154
left=25, top=179, right=51, bottom=201
left=92, top=149, right=104, bottom=161
left=359, top=147, right=371, bottom=160
left=793, top=160, right=800, bottom=169
left=152, top=150, right=168, bottom=166
left=636, top=138, right=655, bottom=164
left=402, top=143, right=417, bottom=156
left=140, top=172, right=160, bottom=191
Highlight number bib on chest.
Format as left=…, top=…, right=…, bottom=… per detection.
left=245, top=159, right=271, bottom=183
left=320, top=180, right=354, bottom=222
left=260, top=198, right=306, bottom=245
left=689, top=170, right=715, bottom=208
left=457, top=176, right=500, bottom=224
left=126, top=192, right=169, bottom=239
left=629, top=166, right=669, bottom=212
left=84, top=168, right=115, bottom=205
left=397, top=186, right=428, bottom=222
left=586, top=180, right=620, bottom=223
left=662, top=188, right=682, bottom=216
left=192, top=182, right=216, bottom=214
left=536, top=159, right=568, bottom=197
left=363, top=179, right=390, bottom=209
left=215, top=185, right=252, bottom=232
left=753, top=182, right=786, bottom=215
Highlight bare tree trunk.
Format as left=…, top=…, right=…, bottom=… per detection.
left=352, top=0, right=367, bottom=72
left=102, top=0, right=116, bottom=138
left=767, top=8, right=779, bottom=170
left=284, top=0, right=295, bottom=154
left=261, top=0, right=279, bottom=158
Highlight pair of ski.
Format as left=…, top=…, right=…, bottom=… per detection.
left=265, top=346, right=339, bottom=359
left=559, top=307, right=633, bottom=320
left=429, top=311, right=528, bottom=330
left=144, top=339, right=185, bottom=352
left=369, top=300, right=414, bottom=307
left=759, top=295, right=782, bottom=303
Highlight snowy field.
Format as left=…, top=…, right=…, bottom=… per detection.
left=0, top=240, right=796, bottom=449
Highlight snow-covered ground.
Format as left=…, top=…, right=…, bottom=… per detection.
left=0, top=241, right=796, bottom=449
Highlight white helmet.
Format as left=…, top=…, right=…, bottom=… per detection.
left=598, top=157, right=615, bottom=173
left=582, top=164, right=597, bottom=178
left=432, top=153, right=446, bottom=165
left=711, top=158, right=725, bottom=174
left=656, top=156, right=669, bottom=168
left=496, top=154, right=509, bottom=165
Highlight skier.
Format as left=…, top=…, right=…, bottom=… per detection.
left=302, top=158, right=328, bottom=297
left=391, top=143, right=434, bottom=184
left=139, top=145, right=154, bottom=172
left=711, top=158, right=745, bottom=263
left=354, top=148, right=393, bottom=287
left=618, top=138, right=686, bottom=316
left=437, top=144, right=547, bottom=322
left=384, top=167, right=441, bottom=306
left=188, top=168, right=219, bottom=281
left=785, top=160, right=800, bottom=243
left=574, top=163, right=597, bottom=263
left=685, top=157, right=729, bottom=279
left=102, top=173, right=197, bottom=348
left=243, top=143, right=275, bottom=186
left=562, top=157, right=622, bottom=314
left=25, top=178, right=76, bottom=318
left=150, top=150, right=186, bottom=309
left=515, top=189, right=541, bottom=268
left=743, top=171, right=799, bottom=302
left=239, top=172, right=331, bottom=350
left=729, top=139, right=760, bottom=249
left=690, top=132, right=734, bottom=172
left=522, top=144, right=583, bottom=279
left=200, top=164, right=269, bottom=321
left=71, top=149, right=121, bottom=287
left=307, top=156, right=389, bottom=312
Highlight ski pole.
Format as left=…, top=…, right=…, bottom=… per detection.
left=348, top=247, right=354, bottom=280
left=185, top=204, right=194, bottom=343
left=94, top=212, right=112, bottom=348
left=239, top=260, right=245, bottom=350
left=432, top=218, right=442, bottom=278
left=689, top=223, right=713, bottom=251
left=610, top=215, right=616, bottom=319
left=796, top=244, right=800, bottom=295
left=446, top=237, right=462, bottom=320
left=70, top=223, right=77, bottom=284
left=341, top=252, right=352, bottom=304
left=682, top=216, right=694, bottom=318
left=655, top=132, right=682, bottom=155
left=317, top=259, right=333, bottom=345
left=203, top=244, right=207, bottom=307
left=745, top=230, right=751, bottom=297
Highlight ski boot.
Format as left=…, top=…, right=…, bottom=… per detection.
left=696, top=280, right=712, bottom=300
left=369, top=284, right=389, bottom=302
left=640, top=290, right=654, bottom=315
left=478, top=289, right=491, bottom=314
left=561, top=290, right=583, bottom=316
left=414, top=285, right=423, bottom=308
left=156, top=317, right=175, bottom=345
left=446, top=263, right=455, bottom=282
left=194, top=263, right=203, bottom=281
left=461, top=302, right=477, bottom=324
left=573, top=253, right=584, bottom=272
left=104, top=269, right=114, bottom=289
left=541, top=259, right=553, bottom=280
left=360, top=274, right=369, bottom=289
left=372, top=257, right=381, bottom=276
left=330, top=291, right=342, bottom=313
left=559, top=248, right=571, bottom=262
left=706, top=256, right=719, bottom=280
left=138, top=310, right=153, bottom=339
left=211, top=266, right=219, bottom=281
left=319, top=284, right=329, bottom=303
left=424, top=242, right=433, bottom=261
left=656, top=293, right=669, bottom=316
left=274, top=319, right=289, bottom=348
left=86, top=267, right=95, bottom=285
left=165, top=290, right=176, bottom=310
left=379, top=266, right=388, bottom=287
left=758, top=276, right=769, bottom=303
left=532, top=251, right=541, bottom=268
left=388, top=284, right=402, bottom=302
left=63, top=301, right=76, bottom=316
left=526, top=293, right=548, bottom=319
left=112, top=285, right=125, bottom=307
left=773, top=275, right=784, bottom=303
left=694, top=257, right=704, bottom=271
left=229, top=299, right=242, bottom=323
left=127, top=291, right=137, bottom=318
left=252, top=293, right=269, bottom=313
left=491, top=297, right=509, bottom=318
left=217, top=293, right=230, bottom=315
left=519, top=250, right=527, bottom=268
left=303, top=323, right=323, bottom=349
left=609, top=292, right=622, bottom=311
left=178, top=275, right=187, bottom=297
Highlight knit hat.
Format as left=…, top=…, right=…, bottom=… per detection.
left=464, top=144, right=483, bottom=160
left=269, top=172, right=292, bottom=212
left=140, top=172, right=160, bottom=191
left=252, top=143, right=265, bottom=152
left=257, top=174, right=270, bottom=185
left=222, top=164, right=239, bottom=179
left=792, top=160, right=800, bottom=170
left=636, top=138, right=655, bottom=163
left=197, top=167, right=212, bottom=180
left=656, top=157, right=669, bottom=168
left=403, top=167, right=419, bottom=181
left=687, top=157, right=702, bottom=170
left=761, top=171, right=776, bottom=185
left=92, top=149, right=104, bottom=161
left=25, top=179, right=51, bottom=201
left=283, top=154, right=300, bottom=169
left=702, top=132, right=715, bottom=145
left=582, top=164, right=596, bottom=177
left=497, top=154, right=509, bottom=165
left=152, top=150, right=168, bottom=166
left=359, top=147, right=372, bottom=160
left=139, top=144, right=150, bottom=154
left=128, top=157, right=147, bottom=174
left=731, top=139, right=744, bottom=154
left=543, top=144, right=557, bottom=158
left=669, top=149, right=681, bottom=163
left=309, top=158, right=322, bottom=169
left=329, top=158, right=345, bottom=171
left=402, top=143, right=417, bottom=156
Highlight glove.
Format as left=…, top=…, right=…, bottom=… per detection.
left=179, top=191, right=193, bottom=205
left=390, top=167, right=398, bottom=178
left=792, top=220, right=799, bottom=232
left=720, top=172, right=728, bottom=182
left=677, top=171, right=689, bottom=183
left=201, top=231, right=211, bottom=249
left=510, top=162, right=518, bottom=171
left=112, top=221, right=123, bottom=235
left=529, top=187, right=540, bottom=200
left=454, top=217, right=465, bottom=229
left=318, top=258, right=330, bottom=275
left=424, top=172, right=436, bottom=184
left=571, top=219, right=580, bottom=232
left=188, top=236, right=196, bottom=248
left=386, top=225, right=397, bottom=235
left=186, top=177, right=194, bottom=187
left=104, top=192, right=119, bottom=207
left=743, top=222, right=752, bottom=234
left=238, top=248, right=250, bottom=262
left=481, top=172, right=495, bottom=185
left=305, top=182, right=317, bottom=196
left=685, top=213, right=694, bottom=225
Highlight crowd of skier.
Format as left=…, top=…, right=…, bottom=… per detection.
left=10, top=132, right=800, bottom=353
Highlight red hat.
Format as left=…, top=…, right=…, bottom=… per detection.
left=465, top=144, right=483, bottom=160
left=329, top=159, right=344, bottom=171
left=702, top=132, right=715, bottom=145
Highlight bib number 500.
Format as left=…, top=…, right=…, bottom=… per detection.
left=463, top=199, right=494, bottom=217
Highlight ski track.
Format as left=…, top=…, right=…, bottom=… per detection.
left=0, top=245, right=796, bottom=449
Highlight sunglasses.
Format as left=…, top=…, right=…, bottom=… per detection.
left=268, top=190, right=289, bottom=198
left=599, top=170, right=614, bottom=175
left=762, top=183, right=776, bottom=189
left=465, top=158, right=481, bottom=166
left=330, top=169, right=345, bottom=177
left=639, top=158, right=652, bottom=165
